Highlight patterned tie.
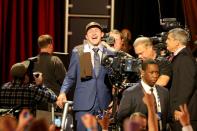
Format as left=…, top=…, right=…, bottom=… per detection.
left=150, top=88, right=158, bottom=112
left=93, top=48, right=100, bottom=77
left=168, top=53, right=174, bottom=62
left=150, top=87, right=163, bottom=131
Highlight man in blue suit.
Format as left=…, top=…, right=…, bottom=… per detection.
left=56, top=22, right=112, bottom=131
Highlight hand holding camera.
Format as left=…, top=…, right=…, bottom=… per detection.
left=33, top=72, right=43, bottom=85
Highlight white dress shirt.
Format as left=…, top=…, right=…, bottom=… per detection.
left=83, top=40, right=103, bottom=68
left=141, top=80, right=161, bottom=113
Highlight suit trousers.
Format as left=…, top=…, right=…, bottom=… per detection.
left=75, top=96, right=102, bottom=131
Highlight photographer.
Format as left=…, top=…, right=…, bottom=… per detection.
left=0, top=60, right=57, bottom=110
left=109, top=29, right=124, bottom=51
left=133, top=36, right=171, bottom=87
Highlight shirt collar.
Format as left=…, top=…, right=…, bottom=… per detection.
left=174, top=46, right=186, bottom=56
left=83, top=40, right=104, bottom=52
left=141, top=80, right=155, bottom=94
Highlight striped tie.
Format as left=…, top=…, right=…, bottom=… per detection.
left=93, top=48, right=100, bottom=77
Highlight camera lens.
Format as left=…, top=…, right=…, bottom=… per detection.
left=35, top=74, right=39, bottom=78
left=33, top=72, right=40, bottom=78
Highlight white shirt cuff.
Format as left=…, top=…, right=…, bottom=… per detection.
left=182, top=125, right=193, bottom=131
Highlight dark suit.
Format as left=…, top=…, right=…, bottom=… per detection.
left=170, top=47, right=197, bottom=131
left=117, top=83, right=169, bottom=131
left=60, top=42, right=112, bottom=131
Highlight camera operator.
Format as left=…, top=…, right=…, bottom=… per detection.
left=0, top=61, right=57, bottom=111
left=108, top=29, right=124, bottom=51
left=133, top=36, right=171, bottom=87
left=121, top=28, right=136, bottom=56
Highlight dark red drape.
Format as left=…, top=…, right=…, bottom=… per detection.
left=182, top=0, right=197, bottom=54
left=0, top=0, right=65, bottom=83
left=182, top=0, right=197, bottom=42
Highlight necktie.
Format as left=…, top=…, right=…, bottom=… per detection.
left=168, top=53, right=174, bottom=62
left=93, top=48, right=100, bottom=77
left=150, top=88, right=158, bottom=112
left=150, top=87, right=163, bottom=131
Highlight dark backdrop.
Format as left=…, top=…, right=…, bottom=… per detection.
left=0, top=0, right=196, bottom=84
left=114, top=0, right=185, bottom=39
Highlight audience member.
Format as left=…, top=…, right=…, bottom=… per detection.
left=0, top=114, right=17, bottom=131
left=177, top=104, right=193, bottom=131
left=0, top=61, right=57, bottom=109
left=130, top=112, right=147, bottom=131
left=16, top=109, right=33, bottom=131
left=16, top=109, right=55, bottom=131
left=81, top=113, right=98, bottom=131
left=97, top=111, right=111, bottom=131
left=143, top=92, right=158, bottom=131
left=29, top=118, right=50, bottom=131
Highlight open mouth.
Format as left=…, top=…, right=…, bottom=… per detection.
left=92, top=36, right=98, bottom=39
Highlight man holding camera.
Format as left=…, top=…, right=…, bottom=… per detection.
left=109, top=29, right=124, bottom=51
left=0, top=61, right=57, bottom=110
left=56, top=22, right=113, bottom=131
left=133, top=36, right=171, bottom=87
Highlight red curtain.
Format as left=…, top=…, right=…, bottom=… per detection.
left=0, top=0, right=65, bottom=83
left=182, top=0, right=197, bottom=49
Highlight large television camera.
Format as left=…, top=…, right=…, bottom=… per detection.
left=102, top=51, right=141, bottom=88
left=150, top=32, right=171, bottom=57
left=150, top=18, right=183, bottom=57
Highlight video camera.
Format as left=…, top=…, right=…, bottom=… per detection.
left=102, top=51, right=141, bottom=88
left=102, top=33, right=115, bottom=46
left=149, top=32, right=170, bottom=57
left=149, top=18, right=183, bottom=57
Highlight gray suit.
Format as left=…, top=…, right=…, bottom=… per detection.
left=117, top=83, right=169, bottom=130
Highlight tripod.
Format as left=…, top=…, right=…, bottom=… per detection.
left=109, top=86, right=121, bottom=131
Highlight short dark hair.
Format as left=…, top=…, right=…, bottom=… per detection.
left=85, top=22, right=102, bottom=33
left=37, top=34, right=53, bottom=48
left=141, top=59, right=158, bottom=71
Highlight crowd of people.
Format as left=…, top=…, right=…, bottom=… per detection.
left=0, top=21, right=197, bottom=131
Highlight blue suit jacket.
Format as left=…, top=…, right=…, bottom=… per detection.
left=60, top=43, right=112, bottom=111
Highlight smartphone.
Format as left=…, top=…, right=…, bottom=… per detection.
left=54, top=116, right=62, bottom=127
left=24, top=112, right=30, bottom=119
